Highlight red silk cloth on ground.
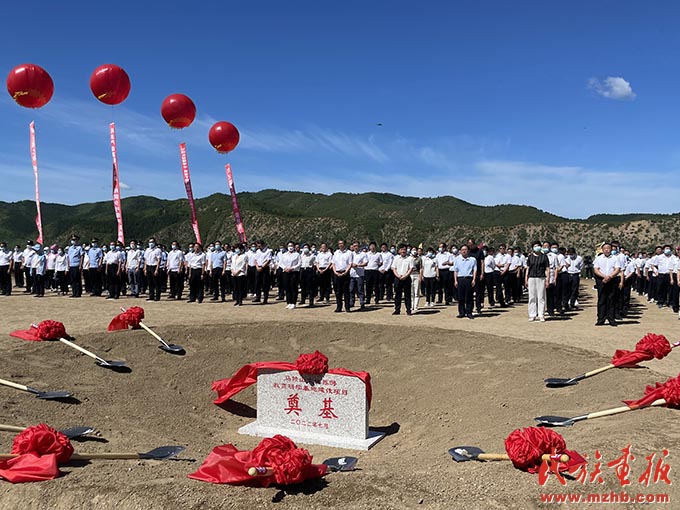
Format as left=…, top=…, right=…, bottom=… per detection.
left=189, top=435, right=327, bottom=486
left=505, top=427, right=578, bottom=473
left=624, top=374, right=680, bottom=409
left=108, top=307, right=145, bottom=331
left=211, top=351, right=372, bottom=408
left=611, top=333, right=672, bottom=368
left=10, top=320, right=66, bottom=341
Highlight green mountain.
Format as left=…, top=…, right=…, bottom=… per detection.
left=0, top=190, right=678, bottom=253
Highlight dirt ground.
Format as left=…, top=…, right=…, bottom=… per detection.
left=1, top=284, right=679, bottom=510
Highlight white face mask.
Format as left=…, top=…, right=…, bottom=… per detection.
left=288, top=246, right=294, bottom=252
left=411, top=250, right=417, bottom=256
left=302, top=247, right=310, bottom=254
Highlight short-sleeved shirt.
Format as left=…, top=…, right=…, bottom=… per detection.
left=593, top=254, right=620, bottom=277
left=526, top=253, right=549, bottom=278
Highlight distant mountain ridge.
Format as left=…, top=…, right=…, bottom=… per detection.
left=1, top=190, right=679, bottom=253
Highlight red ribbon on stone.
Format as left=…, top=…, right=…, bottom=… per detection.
left=611, top=333, right=672, bottom=368
left=623, top=373, right=680, bottom=409
left=188, top=434, right=327, bottom=486
left=211, top=350, right=372, bottom=408
left=107, top=306, right=145, bottom=332
left=9, top=320, right=67, bottom=341
left=505, top=427, right=569, bottom=473
left=0, top=424, right=73, bottom=483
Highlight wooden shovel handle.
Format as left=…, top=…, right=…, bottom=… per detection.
left=0, top=377, right=29, bottom=392
left=583, top=364, right=615, bottom=378
left=248, top=466, right=275, bottom=477
left=478, top=453, right=570, bottom=462
left=58, top=337, right=102, bottom=362
left=0, top=424, right=26, bottom=433
left=587, top=398, right=666, bottom=419
left=138, top=322, right=164, bottom=343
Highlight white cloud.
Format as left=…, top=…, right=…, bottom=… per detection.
left=119, top=182, right=131, bottom=190
left=588, top=76, right=636, bottom=100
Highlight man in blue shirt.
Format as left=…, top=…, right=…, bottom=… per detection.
left=210, top=241, right=227, bottom=301
left=454, top=245, right=478, bottom=319
left=88, top=238, right=104, bottom=296
left=67, top=234, right=85, bottom=297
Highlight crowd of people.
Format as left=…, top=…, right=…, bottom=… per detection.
left=0, top=234, right=676, bottom=325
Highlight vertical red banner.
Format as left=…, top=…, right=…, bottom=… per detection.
left=29, top=121, right=44, bottom=245
left=179, top=143, right=202, bottom=244
left=109, top=123, right=125, bottom=244
left=225, top=163, right=247, bottom=243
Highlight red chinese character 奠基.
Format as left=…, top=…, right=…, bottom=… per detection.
left=319, top=397, right=339, bottom=419
left=607, top=444, right=635, bottom=487
left=639, top=449, right=672, bottom=487
left=284, top=393, right=302, bottom=416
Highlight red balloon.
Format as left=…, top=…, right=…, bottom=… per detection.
left=6, top=64, right=54, bottom=108
left=209, top=121, right=240, bottom=153
left=161, top=94, right=196, bottom=129
left=90, top=64, right=130, bottom=105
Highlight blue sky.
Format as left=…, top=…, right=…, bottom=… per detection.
left=1, top=1, right=680, bottom=218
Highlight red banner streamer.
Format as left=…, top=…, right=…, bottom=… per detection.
left=109, top=123, right=125, bottom=244
left=225, top=164, right=246, bottom=243
left=179, top=143, right=202, bottom=244
left=29, top=122, right=44, bottom=245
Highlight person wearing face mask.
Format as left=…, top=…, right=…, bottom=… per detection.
left=223, top=243, right=234, bottom=298
left=435, top=243, right=452, bottom=305
left=209, top=241, right=227, bottom=302
left=280, top=241, right=301, bottom=309
left=391, top=244, right=414, bottom=315
left=45, top=245, right=58, bottom=292
left=30, top=244, right=46, bottom=297
left=623, top=251, right=637, bottom=317
left=493, top=244, right=511, bottom=308
left=245, top=243, right=258, bottom=297
left=410, top=247, right=423, bottom=311
left=554, top=245, right=569, bottom=314
left=646, top=246, right=662, bottom=304
left=231, top=243, right=247, bottom=305
left=144, top=237, right=162, bottom=301
left=447, top=245, right=459, bottom=304
left=348, top=242, right=368, bottom=310
left=594, top=242, right=621, bottom=326
left=421, top=247, right=438, bottom=306
left=453, top=245, right=477, bottom=319
left=466, top=239, right=485, bottom=315
left=21, top=241, right=35, bottom=294
left=87, top=238, right=104, bottom=297
left=12, top=245, right=24, bottom=289
left=254, top=240, right=272, bottom=304
left=332, top=239, right=353, bottom=312
left=167, top=241, right=186, bottom=300
left=0, top=242, right=11, bottom=296
left=104, top=241, right=122, bottom=299
left=543, top=242, right=559, bottom=317
left=525, top=241, right=549, bottom=322
left=82, top=243, right=91, bottom=294
left=480, top=246, right=496, bottom=310
left=186, top=243, right=207, bottom=303
left=364, top=242, right=382, bottom=305
left=315, top=243, right=333, bottom=303
left=299, top=243, right=317, bottom=307
left=565, top=247, right=583, bottom=310
left=55, top=246, right=69, bottom=295
left=273, top=246, right=285, bottom=301
left=506, top=247, right=522, bottom=305
left=653, top=244, right=674, bottom=309
left=378, top=242, right=395, bottom=303
left=126, top=240, right=142, bottom=298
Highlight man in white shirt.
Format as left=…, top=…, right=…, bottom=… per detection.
left=245, top=242, right=258, bottom=296
left=315, top=243, right=333, bottom=303
left=653, top=244, right=674, bottom=309
left=494, top=244, right=511, bottom=307
left=22, top=241, right=35, bottom=293
left=104, top=241, right=123, bottom=299
left=279, top=241, right=301, bottom=309
left=391, top=244, right=414, bottom=315
left=565, top=247, right=583, bottom=310
left=144, top=237, right=162, bottom=301
left=0, top=242, right=11, bottom=296
left=593, top=242, right=621, bottom=327
left=480, top=246, right=496, bottom=309
left=167, top=241, right=186, bottom=300
left=126, top=240, right=142, bottom=297
left=349, top=242, right=368, bottom=310
left=12, top=245, right=23, bottom=288
left=331, top=239, right=353, bottom=313
left=299, top=243, right=316, bottom=306
left=435, top=243, right=453, bottom=305
left=378, top=243, right=395, bottom=303
left=544, top=242, right=559, bottom=316
left=364, top=242, right=382, bottom=305
left=254, top=240, right=272, bottom=304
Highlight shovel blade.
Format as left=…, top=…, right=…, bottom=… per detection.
left=95, top=360, right=129, bottom=372
left=323, top=456, right=358, bottom=472
left=139, top=445, right=185, bottom=460
left=544, top=378, right=579, bottom=388
left=534, top=415, right=575, bottom=427
left=60, top=426, right=96, bottom=439
left=158, top=344, right=185, bottom=355
left=448, top=446, right=484, bottom=462
left=36, top=391, right=73, bottom=400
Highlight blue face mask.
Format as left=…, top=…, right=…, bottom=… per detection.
left=533, top=246, right=541, bottom=253
left=665, top=249, right=672, bottom=255
left=611, top=249, right=618, bottom=255
left=149, top=242, right=156, bottom=249
left=235, top=249, right=241, bottom=255
left=541, top=247, right=549, bottom=254
left=550, top=248, right=558, bottom=254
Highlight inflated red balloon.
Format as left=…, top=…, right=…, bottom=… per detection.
left=90, top=64, right=130, bottom=105
left=209, top=121, right=240, bottom=153
left=161, top=94, right=196, bottom=129
left=6, top=64, right=54, bottom=108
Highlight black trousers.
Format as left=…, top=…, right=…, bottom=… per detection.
left=317, top=269, right=332, bottom=301
left=300, top=268, right=315, bottom=304
left=233, top=275, right=247, bottom=304
left=169, top=270, right=184, bottom=299
left=671, top=273, right=679, bottom=313
left=557, top=272, right=569, bottom=311
left=188, top=268, right=204, bottom=302
left=379, top=270, right=395, bottom=301
left=33, top=272, right=44, bottom=296
left=648, top=274, right=658, bottom=301
left=394, top=277, right=411, bottom=313
left=106, top=265, right=120, bottom=298
left=482, top=273, right=495, bottom=306
left=247, top=265, right=257, bottom=294
left=423, top=276, right=436, bottom=303
left=436, top=270, right=452, bottom=303
left=89, top=267, right=102, bottom=296
left=13, top=264, right=23, bottom=287
left=494, top=272, right=506, bottom=306
left=282, top=271, right=299, bottom=305
left=146, top=265, right=160, bottom=300
left=568, top=273, right=580, bottom=307
left=334, top=273, right=351, bottom=311
left=46, top=269, right=55, bottom=290
left=56, top=270, right=68, bottom=293
left=255, top=268, right=271, bottom=302
left=0, top=266, right=10, bottom=295
left=596, top=277, right=616, bottom=322
left=505, top=271, right=517, bottom=302
left=69, top=267, right=82, bottom=297
left=276, top=268, right=285, bottom=299
left=457, top=277, right=473, bottom=316
left=623, top=277, right=633, bottom=313
left=365, top=269, right=379, bottom=303
left=24, top=267, right=32, bottom=292
left=211, top=267, right=224, bottom=299
left=546, top=282, right=556, bottom=314
left=657, top=273, right=671, bottom=306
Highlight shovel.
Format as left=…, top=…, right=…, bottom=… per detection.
left=544, top=341, right=680, bottom=388
left=0, top=377, right=72, bottom=400
left=448, top=446, right=570, bottom=463
left=248, top=456, right=358, bottom=477
left=57, top=337, right=129, bottom=371
left=534, top=398, right=667, bottom=427
left=121, top=307, right=185, bottom=354
left=0, top=445, right=185, bottom=461
left=0, top=424, right=96, bottom=439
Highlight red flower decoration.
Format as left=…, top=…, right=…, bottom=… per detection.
left=11, top=424, right=74, bottom=464
left=295, top=351, right=329, bottom=375
left=505, top=427, right=566, bottom=473
left=251, top=435, right=313, bottom=485
left=36, top=320, right=67, bottom=341
left=612, top=333, right=672, bottom=367
left=123, top=307, right=145, bottom=329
